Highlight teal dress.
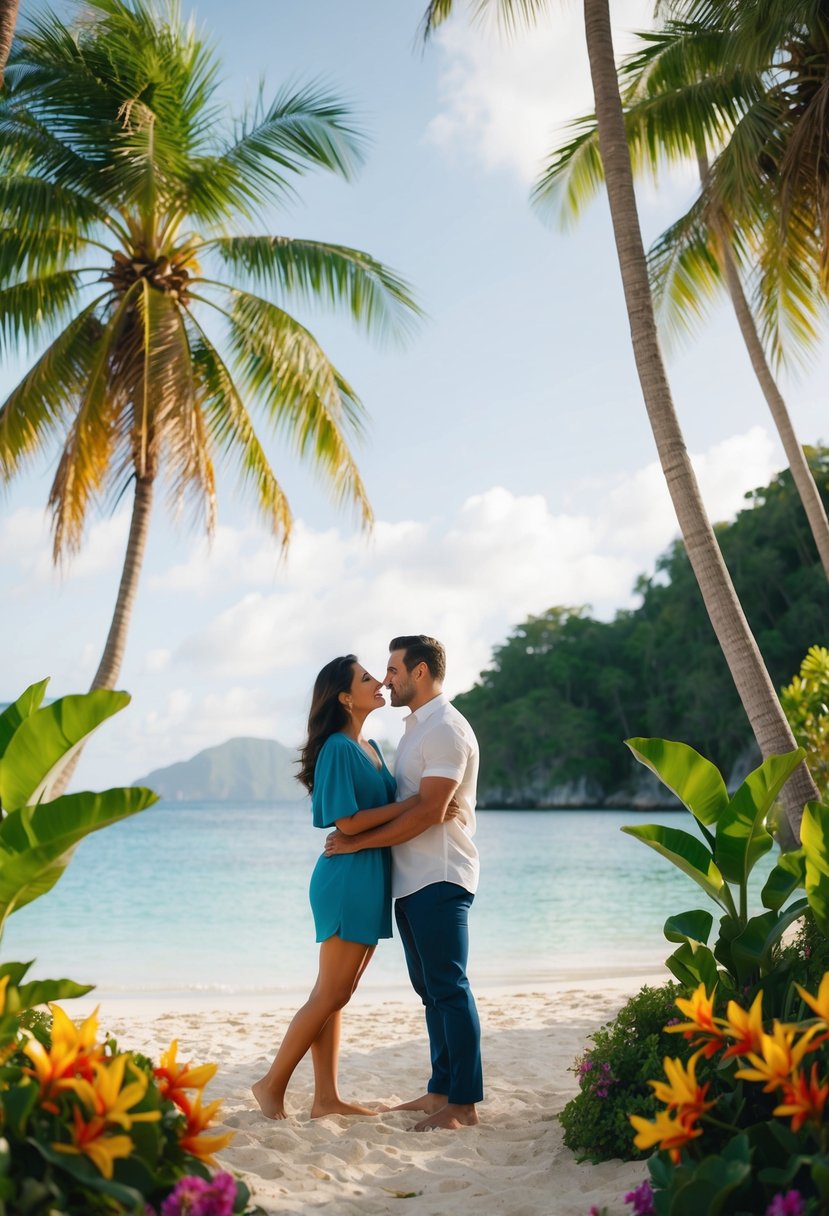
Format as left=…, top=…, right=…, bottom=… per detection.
left=308, top=733, right=396, bottom=946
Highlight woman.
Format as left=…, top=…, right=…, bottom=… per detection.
left=251, top=655, right=417, bottom=1120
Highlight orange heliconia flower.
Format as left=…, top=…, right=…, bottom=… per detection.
left=178, top=1091, right=234, bottom=1164
left=154, top=1039, right=217, bottom=1114
left=797, top=974, right=829, bottom=1040
left=630, top=1107, right=703, bottom=1163
left=721, top=992, right=765, bottom=1060
left=52, top=1106, right=133, bottom=1179
left=774, top=1062, right=829, bottom=1132
left=667, top=984, right=726, bottom=1058
left=735, top=1021, right=821, bottom=1093
left=22, top=1005, right=103, bottom=1113
left=648, top=1051, right=715, bottom=1121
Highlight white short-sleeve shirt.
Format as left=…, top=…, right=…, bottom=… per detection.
left=392, top=693, right=480, bottom=899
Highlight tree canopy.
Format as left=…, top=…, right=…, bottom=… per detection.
left=455, top=452, right=829, bottom=805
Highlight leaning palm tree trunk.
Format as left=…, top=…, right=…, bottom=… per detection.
left=51, top=475, right=155, bottom=797
left=584, top=0, right=818, bottom=843
left=0, top=0, right=19, bottom=87
left=91, top=474, right=155, bottom=690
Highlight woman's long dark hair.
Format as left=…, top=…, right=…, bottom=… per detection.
left=297, top=655, right=357, bottom=793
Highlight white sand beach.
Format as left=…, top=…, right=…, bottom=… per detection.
left=80, top=974, right=663, bottom=1216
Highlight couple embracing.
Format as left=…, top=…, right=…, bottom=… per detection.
left=252, top=635, right=482, bottom=1132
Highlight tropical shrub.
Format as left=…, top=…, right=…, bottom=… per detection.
left=0, top=1001, right=256, bottom=1214
left=783, top=647, right=829, bottom=804
left=0, top=682, right=257, bottom=1212
left=622, top=737, right=829, bottom=1006
left=559, top=982, right=688, bottom=1161
left=631, top=975, right=829, bottom=1216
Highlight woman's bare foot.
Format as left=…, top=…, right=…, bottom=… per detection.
left=251, top=1078, right=288, bottom=1120
left=414, top=1103, right=479, bottom=1131
left=392, top=1091, right=447, bottom=1114
left=311, top=1098, right=378, bottom=1118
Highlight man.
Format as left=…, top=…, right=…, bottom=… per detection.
left=324, top=634, right=482, bottom=1131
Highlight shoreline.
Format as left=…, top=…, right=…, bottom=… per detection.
left=66, top=971, right=668, bottom=1216
left=69, top=964, right=669, bottom=1020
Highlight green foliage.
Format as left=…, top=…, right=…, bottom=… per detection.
left=782, top=646, right=829, bottom=803
left=0, top=0, right=421, bottom=574
left=639, top=977, right=829, bottom=1216
left=622, top=737, right=813, bottom=993
left=0, top=1005, right=258, bottom=1214
left=559, top=982, right=686, bottom=1162
left=0, top=680, right=157, bottom=937
left=454, top=459, right=829, bottom=804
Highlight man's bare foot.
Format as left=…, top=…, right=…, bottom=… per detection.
left=251, top=1078, right=288, bottom=1120
left=311, top=1098, right=379, bottom=1118
left=392, top=1091, right=447, bottom=1114
left=414, top=1103, right=479, bottom=1131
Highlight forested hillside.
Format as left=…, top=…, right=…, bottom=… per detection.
left=455, top=455, right=829, bottom=807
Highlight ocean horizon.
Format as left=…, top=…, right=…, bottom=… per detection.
left=11, top=802, right=775, bottom=998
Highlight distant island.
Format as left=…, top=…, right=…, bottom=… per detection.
left=132, top=736, right=305, bottom=802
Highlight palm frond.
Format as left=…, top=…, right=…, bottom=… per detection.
left=647, top=196, right=725, bottom=345
left=421, top=0, right=548, bottom=41
left=752, top=204, right=826, bottom=370
left=0, top=270, right=86, bottom=355
left=220, top=289, right=372, bottom=528
left=213, top=83, right=367, bottom=209
left=46, top=294, right=137, bottom=558
left=185, top=309, right=292, bottom=542
left=205, top=236, right=422, bottom=343
left=0, top=302, right=106, bottom=478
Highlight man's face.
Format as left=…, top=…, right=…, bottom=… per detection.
left=385, top=649, right=417, bottom=707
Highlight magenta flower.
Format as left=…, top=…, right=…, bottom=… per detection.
left=161, top=1172, right=237, bottom=1216
left=624, top=1179, right=655, bottom=1216
left=766, top=1192, right=806, bottom=1216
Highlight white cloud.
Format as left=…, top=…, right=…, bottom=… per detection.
left=0, top=506, right=129, bottom=589
left=158, top=427, right=778, bottom=712
left=427, top=1, right=656, bottom=184
left=30, top=427, right=782, bottom=788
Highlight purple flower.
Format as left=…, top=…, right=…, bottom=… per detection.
left=766, top=1192, right=806, bottom=1216
left=161, top=1172, right=237, bottom=1216
left=624, top=1180, right=655, bottom=1216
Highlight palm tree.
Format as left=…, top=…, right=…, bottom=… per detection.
left=0, top=0, right=419, bottom=710
left=419, top=0, right=818, bottom=840
left=0, top=0, right=19, bottom=87
left=533, top=17, right=829, bottom=581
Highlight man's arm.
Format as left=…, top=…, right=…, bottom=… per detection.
left=333, top=794, right=417, bottom=836
left=324, top=776, right=458, bottom=854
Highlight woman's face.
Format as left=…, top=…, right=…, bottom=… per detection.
left=345, top=662, right=386, bottom=716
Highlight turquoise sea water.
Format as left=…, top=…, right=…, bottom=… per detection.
left=7, top=803, right=778, bottom=996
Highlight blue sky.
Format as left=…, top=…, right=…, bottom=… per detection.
left=2, top=0, right=826, bottom=788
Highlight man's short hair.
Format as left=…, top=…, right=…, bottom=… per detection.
left=389, top=635, right=446, bottom=683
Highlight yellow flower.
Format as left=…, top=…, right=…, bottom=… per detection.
left=797, top=973, right=829, bottom=1027
left=154, top=1039, right=217, bottom=1112
left=73, top=1054, right=161, bottom=1129
left=178, top=1092, right=234, bottom=1164
left=630, top=1107, right=703, bottom=1163
left=23, top=1004, right=102, bottom=1112
left=0, top=974, right=11, bottom=1014
left=774, top=1062, right=829, bottom=1131
left=667, top=984, right=725, bottom=1057
left=721, top=991, right=765, bottom=1060
left=53, top=1106, right=133, bottom=1179
left=735, top=1021, right=820, bottom=1093
left=649, top=1051, right=715, bottom=1119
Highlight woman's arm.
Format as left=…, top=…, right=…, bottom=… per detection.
left=334, top=794, right=418, bottom=836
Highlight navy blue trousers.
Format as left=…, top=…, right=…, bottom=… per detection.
left=394, top=881, right=483, bottom=1105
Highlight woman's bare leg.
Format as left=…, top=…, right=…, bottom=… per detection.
left=310, top=946, right=376, bottom=1117
left=252, top=937, right=372, bottom=1119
